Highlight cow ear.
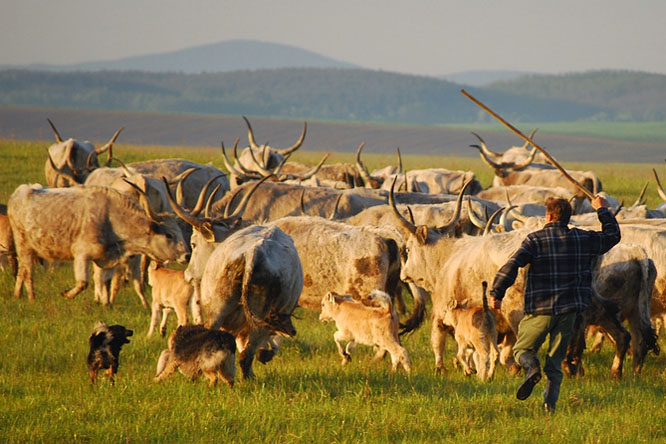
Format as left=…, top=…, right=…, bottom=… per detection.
left=416, top=225, right=429, bottom=244
left=327, top=292, right=335, bottom=303
left=200, top=222, right=216, bottom=243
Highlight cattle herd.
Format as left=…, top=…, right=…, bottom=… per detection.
left=2, top=117, right=666, bottom=387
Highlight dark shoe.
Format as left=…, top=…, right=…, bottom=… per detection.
left=516, top=366, right=542, bottom=400
left=516, top=352, right=542, bottom=401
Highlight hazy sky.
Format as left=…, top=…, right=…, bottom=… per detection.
left=2, top=0, right=665, bottom=76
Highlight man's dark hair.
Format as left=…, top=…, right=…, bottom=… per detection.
left=546, top=197, right=572, bottom=224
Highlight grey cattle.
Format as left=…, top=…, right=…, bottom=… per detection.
left=200, top=224, right=303, bottom=379
left=8, top=184, right=189, bottom=302
left=44, top=119, right=122, bottom=187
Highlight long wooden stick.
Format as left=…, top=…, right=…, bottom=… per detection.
left=461, top=89, right=594, bottom=200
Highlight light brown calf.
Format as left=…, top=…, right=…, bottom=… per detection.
left=147, top=262, right=202, bottom=337
left=443, top=281, right=499, bottom=381
left=319, top=290, right=411, bottom=373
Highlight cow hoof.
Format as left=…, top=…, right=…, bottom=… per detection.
left=257, top=349, right=275, bottom=364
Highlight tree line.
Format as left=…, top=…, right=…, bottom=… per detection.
left=1, top=68, right=663, bottom=123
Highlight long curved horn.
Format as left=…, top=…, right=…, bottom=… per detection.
left=521, top=128, right=538, bottom=150
left=243, top=116, right=261, bottom=151
left=435, top=179, right=473, bottom=233
left=329, top=193, right=343, bottom=220
left=234, top=142, right=261, bottom=176
left=299, top=189, right=307, bottom=216
left=483, top=207, right=505, bottom=236
left=221, top=139, right=243, bottom=176
left=295, top=153, right=329, bottom=181
left=95, top=127, right=124, bottom=160
left=470, top=144, right=503, bottom=171
left=174, top=167, right=200, bottom=206
left=631, top=181, right=649, bottom=207
left=510, top=147, right=537, bottom=170
left=355, top=142, right=375, bottom=188
left=47, top=118, right=63, bottom=143
left=123, top=178, right=159, bottom=222
left=466, top=196, right=487, bottom=229
left=471, top=132, right=501, bottom=159
left=223, top=174, right=273, bottom=220
left=396, top=147, right=403, bottom=174
left=114, top=158, right=134, bottom=178
left=389, top=176, right=417, bottom=234
left=277, top=122, right=307, bottom=156
left=500, top=204, right=519, bottom=232
left=204, top=184, right=222, bottom=219
left=162, top=177, right=203, bottom=229
left=191, top=174, right=226, bottom=217
left=653, top=168, right=666, bottom=201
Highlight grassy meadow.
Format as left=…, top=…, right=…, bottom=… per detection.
left=1, top=139, right=666, bottom=443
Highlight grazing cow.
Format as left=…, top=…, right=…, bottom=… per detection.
left=469, top=129, right=551, bottom=168
left=234, top=116, right=307, bottom=176
left=319, top=290, right=411, bottom=373
left=200, top=224, right=303, bottom=379
left=8, top=184, right=189, bottom=302
left=154, top=324, right=236, bottom=388
left=355, top=141, right=481, bottom=194
left=443, top=282, right=499, bottom=381
left=474, top=145, right=602, bottom=197
left=87, top=321, right=133, bottom=385
left=44, top=119, right=122, bottom=187
left=147, top=262, right=202, bottom=338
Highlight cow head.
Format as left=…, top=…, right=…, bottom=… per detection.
left=165, top=175, right=270, bottom=286
left=44, top=119, right=123, bottom=187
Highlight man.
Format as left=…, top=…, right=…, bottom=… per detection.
left=490, top=196, right=620, bottom=413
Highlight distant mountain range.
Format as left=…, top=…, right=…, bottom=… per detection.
left=1, top=40, right=665, bottom=123
left=0, top=40, right=359, bottom=73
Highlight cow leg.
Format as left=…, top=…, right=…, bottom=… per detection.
left=333, top=330, right=352, bottom=365
left=147, top=302, right=162, bottom=337
left=190, top=286, right=203, bottom=325
left=238, top=331, right=270, bottom=379
left=431, top=318, right=449, bottom=373
left=92, top=264, right=113, bottom=306
left=371, top=347, right=387, bottom=363
left=589, top=330, right=606, bottom=353
left=498, top=333, right=520, bottom=376
left=14, top=250, right=35, bottom=300
left=159, top=308, right=173, bottom=337
left=63, top=256, right=89, bottom=299
left=596, top=312, right=631, bottom=379
left=345, top=340, right=358, bottom=360
left=129, top=255, right=148, bottom=308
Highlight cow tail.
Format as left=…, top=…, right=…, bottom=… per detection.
left=240, top=248, right=260, bottom=330
left=640, top=258, right=659, bottom=355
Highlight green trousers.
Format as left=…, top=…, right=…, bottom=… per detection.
left=513, top=312, right=577, bottom=407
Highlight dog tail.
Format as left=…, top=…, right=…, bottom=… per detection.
left=482, top=281, right=489, bottom=314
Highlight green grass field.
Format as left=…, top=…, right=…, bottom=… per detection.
left=1, top=139, right=665, bottom=443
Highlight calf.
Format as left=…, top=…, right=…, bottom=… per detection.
left=319, top=290, right=411, bottom=373
left=87, top=321, right=133, bottom=385
left=147, top=262, right=202, bottom=337
left=442, top=281, right=499, bottom=381
left=154, top=324, right=236, bottom=388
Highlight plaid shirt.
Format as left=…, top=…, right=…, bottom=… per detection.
left=490, top=207, right=620, bottom=315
